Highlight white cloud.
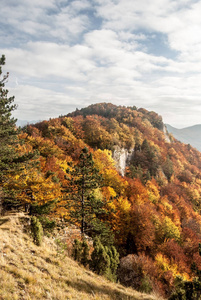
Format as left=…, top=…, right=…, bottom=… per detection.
left=94, top=0, right=201, bottom=57
left=10, top=84, right=82, bottom=120
left=0, top=0, right=91, bottom=44
left=1, top=0, right=201, bottom=128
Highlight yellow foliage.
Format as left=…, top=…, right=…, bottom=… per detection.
left=161, top=217, right=181, bottom=242
left=93, top=149, right=127, bottom=195
left=11, top=168, right=61, bottom=206
left=56, top=157, right=72, bottom=172
left=101, top=186, right=117, bottom=200
left=155, top=254, right=189, bottom=281
left=92, top=187, right=104, bottom=201
left=146, top=180, right=160, bottom=203
left=109, top=196, right=131, bottom=236
left=155, top=253, right=178, bottom=277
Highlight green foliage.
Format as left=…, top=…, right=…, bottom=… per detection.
left=30, top=200, right=56, bottom=216
left=72, top=239, right=89, bottom=267
left=38, top=216, right=56, bottom=233
left=72, top=239, right=82, bottom=262
left=88, top=218, right=114, bottom=247
left=169, top=276, right=201, bottom=300
left=0, top=55, right=18, bottom=180
left=0, top=55, right=37, bottom=213
left=30, top=216, right=43, bottom=246
left=0, top=55, right=18, bottom=211
left=65, top=147, right=108, bottom=237
left=162, top=157, right=174, bottom=181
left=80, top=240, right=89, bottom=267
left=90, top=237, right=119, bottom=282
left=130, top=139, right=159, bottom=179
left=90, top=237, right=110, bottom=276
left=55, top=238, right=68, bottom=257
left=169, top=245, right=201, bottom=300
left=105, top=245, right=120, bottom=281
left=160, top=217, right=181, bottom=243
left=139, top=275, right=153, bottom=294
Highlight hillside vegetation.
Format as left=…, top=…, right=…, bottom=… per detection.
left=6, top=102, right=200, bottom=298
left=0, top=212, right=162, bottom=300
left=2, top=85, right=201, bottom=298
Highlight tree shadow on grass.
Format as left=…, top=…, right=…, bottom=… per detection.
left=0, top=217, right=10, bottom=226
left=65, top=278, right=142, bottom=300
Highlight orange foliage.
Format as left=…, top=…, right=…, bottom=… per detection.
left=12, top=103, right=201, bottom=296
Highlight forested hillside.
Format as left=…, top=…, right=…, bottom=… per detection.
left=2, top=55, right=201, bottom=299
left=8, top=103, right=201, bottom=298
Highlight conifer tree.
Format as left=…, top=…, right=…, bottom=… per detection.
left=0, top=55, right=19, bottom=212
left=0, top=55, right=37, bottom=212
left=90, top=237, right=110, bottom=276
left=65, top=147, right=107, bottom=236
left=0, top=55, right=18, bottom=183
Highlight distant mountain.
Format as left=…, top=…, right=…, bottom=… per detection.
left=16, top=119, right=40, bottom=127
left=166, top=124, right=201, bottom=151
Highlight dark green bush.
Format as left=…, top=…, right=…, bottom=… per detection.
left=106, top=245, right=120, bottom=281
left=90, top=237, right=110, bottom=276
left=30, top=216, right=43, bottom=246
left=72, top=239, right=82, bottom=262
left=81, top=240, right=89, bottom=267
left=38, top=216, right=56, bottom=233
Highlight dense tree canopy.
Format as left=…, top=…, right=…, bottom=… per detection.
left=3, top=75, right=201, bottom=298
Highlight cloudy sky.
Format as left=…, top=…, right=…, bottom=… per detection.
left=1, top=0, right=201, bottom=128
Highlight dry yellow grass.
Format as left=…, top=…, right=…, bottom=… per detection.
left=0, top=212, right=164, bottom=300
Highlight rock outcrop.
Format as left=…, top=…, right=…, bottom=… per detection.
left=113, top=146, right=134, bottom=176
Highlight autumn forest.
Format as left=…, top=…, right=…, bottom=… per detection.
left=2, top=56, right=201, bottom=299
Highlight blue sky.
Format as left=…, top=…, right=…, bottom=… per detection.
left=1, top=0, right=201, bottom=128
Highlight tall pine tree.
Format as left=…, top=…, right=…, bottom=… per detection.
left=0, top=55, right=19, bottom=212
left=65, top=147, right=107, bottom=237
left=0, top=55, right=18, bottom=179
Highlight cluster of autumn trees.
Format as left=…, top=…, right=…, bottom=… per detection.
left=2, top=57, right=201, bottom=298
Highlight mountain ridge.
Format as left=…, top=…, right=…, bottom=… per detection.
left=166, top=123, right=201, bottom=151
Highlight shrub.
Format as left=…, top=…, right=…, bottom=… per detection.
left=81, top=240, right=89, bottom=267
left=106, top=246, right=120, bottom=281
left=72, top=239, right=82, bottom=262
left=90, top=237, right=110, bottom=276
left=72, top=239, right=90, bottom=267
left=30, top=216, right=43, bottom=246
left=90, top=237, right=119, bottom=281
left=38, top=216, right=56, bottom=233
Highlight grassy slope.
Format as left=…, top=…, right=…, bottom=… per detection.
left=0, top=212, right=164, bottom=300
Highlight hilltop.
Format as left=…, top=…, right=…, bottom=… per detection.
left=0, top=212, right=162, bottom=300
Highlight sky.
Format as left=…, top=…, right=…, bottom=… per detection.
left=1, top=0, right=201, bottom=128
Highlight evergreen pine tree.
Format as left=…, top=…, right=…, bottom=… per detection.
left=0, top=55, right=37, bottom=213
left=0, top=55, right=18, bottom=182
left=90, top=237, right=110, bottom=276
left=108, top=246, right=120, bottom=276
left=65, top=147, right=107, bottom=237
left=0, top=55, right=19, bottom=212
